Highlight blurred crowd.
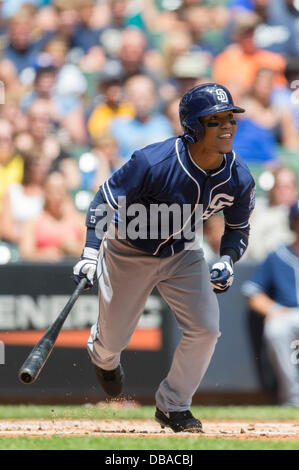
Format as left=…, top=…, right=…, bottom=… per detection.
left=0, top=0, right=299, bottom=263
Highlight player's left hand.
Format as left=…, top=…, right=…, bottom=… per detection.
left=210, top=256, right=234, bottom=294
left=73, top=247, right=98, bottom=290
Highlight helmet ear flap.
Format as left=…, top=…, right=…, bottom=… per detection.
left=182, top=120, right=197, bottom=143
left=182, top=120, right=205, bottom=143
left=183, top=131, right=197, bottom=144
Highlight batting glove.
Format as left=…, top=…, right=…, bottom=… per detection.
left=210, top=255, right=234, bottom=294
left=73, top=247, right=98, bottom=290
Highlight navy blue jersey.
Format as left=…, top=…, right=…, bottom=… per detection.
left=243, top=245, right=299, bottom=307
left=86, top=136, right=255, bottom=259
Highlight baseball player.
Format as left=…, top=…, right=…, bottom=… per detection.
left=73, top=83, right=255, bottom=432
left=243, top=200, right=299, bottom=407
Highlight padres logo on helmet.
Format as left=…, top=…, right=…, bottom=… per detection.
left=215, top=88, right=228, bottom=103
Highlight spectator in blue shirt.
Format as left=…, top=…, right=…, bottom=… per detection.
left=110, top=74, right=173, bottom=160
left=233, top=67, right=298, bottom=164
left=4, top=7, right=52, bottom=74
left=260, top=0, right=299, bottom=56
left=71, top=0, right=103, bottom=53
left=243, top=200, right=299, bottom=406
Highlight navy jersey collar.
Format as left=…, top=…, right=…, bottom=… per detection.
left=178, top=137, right=234, bottom=183
left=187, top=148, right=227, bottom=177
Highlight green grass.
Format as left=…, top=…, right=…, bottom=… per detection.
left=0, top=405, right=298, bottom=450
left=0, top=404, right=298, bottom=421
left=0, top=436, right=298, bottom=450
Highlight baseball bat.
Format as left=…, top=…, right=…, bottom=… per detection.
left=18, top=277, right=87, bottom=385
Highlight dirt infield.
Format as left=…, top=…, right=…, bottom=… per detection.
left=0, top=419, right=298, bottom=440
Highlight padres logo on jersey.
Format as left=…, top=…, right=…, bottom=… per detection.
left=203, top=193, right=234, bottom=220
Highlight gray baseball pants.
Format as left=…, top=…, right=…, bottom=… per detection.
left=87, top=236, right=220, bottom=413
left=263, top=311, right=299, bottom=405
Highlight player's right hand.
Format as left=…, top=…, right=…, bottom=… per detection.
left=210, top=255, right=234, bottom=294
left=73, top=247, right=98, bottom=290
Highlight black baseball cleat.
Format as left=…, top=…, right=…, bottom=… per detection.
left=155, top=407, right=203, bottom=433
left=94, top=364, right=125, bottom=398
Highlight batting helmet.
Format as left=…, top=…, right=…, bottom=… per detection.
left=179, top=83, right=245, bottom=143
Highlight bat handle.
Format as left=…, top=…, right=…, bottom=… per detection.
left=72, top=277, right=88, bottom=300
left=77, top=277, right=88, bottom=290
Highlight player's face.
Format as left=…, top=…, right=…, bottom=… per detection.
left=201, top=111, right=237, bottom=154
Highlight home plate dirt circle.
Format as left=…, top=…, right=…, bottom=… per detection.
left=0, top=420, right=298, bottom=440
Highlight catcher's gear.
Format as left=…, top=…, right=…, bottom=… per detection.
left=73, top=247, right=98, bottom=290
left=210, top=255, right=234, bottom=294
left=179, top=83, right=245, bottom=143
